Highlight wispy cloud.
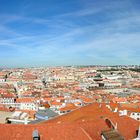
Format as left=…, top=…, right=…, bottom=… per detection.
left=0, top=0, right=140, bottom=66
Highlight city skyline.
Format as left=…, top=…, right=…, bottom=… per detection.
left=0, top=0, right=140, bottom=67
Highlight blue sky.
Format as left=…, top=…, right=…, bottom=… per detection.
left=0, top=0, right=140, bottom=67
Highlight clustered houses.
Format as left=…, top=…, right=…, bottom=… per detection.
left=0, top=66, right=139, bottom=137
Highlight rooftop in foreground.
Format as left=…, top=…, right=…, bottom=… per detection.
left=0, top=103, right=140, bottom=140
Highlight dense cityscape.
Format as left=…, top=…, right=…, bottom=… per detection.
left=0, top=0, right=140, bottom=139
left=0, top=65, right=139, bottom=139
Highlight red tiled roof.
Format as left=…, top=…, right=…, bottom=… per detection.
left=50, top=100, right=63, bottom=106
left=112, top=97, right=127, bottom=103
left=0, top=123, right=96, bottom=140
left=16, top=98, right=35, bottom=103
left=42, top=103, right=140, bottom=139
left=79, top=96, right=94, bottom=103
left=0, top=103, right=139, bottom=140
left=59, top=103, right=78, bottom=111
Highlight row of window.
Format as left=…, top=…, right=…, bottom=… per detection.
left=132, top=113, right=140, bottom=116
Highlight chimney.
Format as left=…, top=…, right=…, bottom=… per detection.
left=24, top=118, right=28, bottom=125
left=114, top=107, right=118, bottom=112
left=32, top=130, right=40, bottom=140
left=114, top=123, right=118, bottom=130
